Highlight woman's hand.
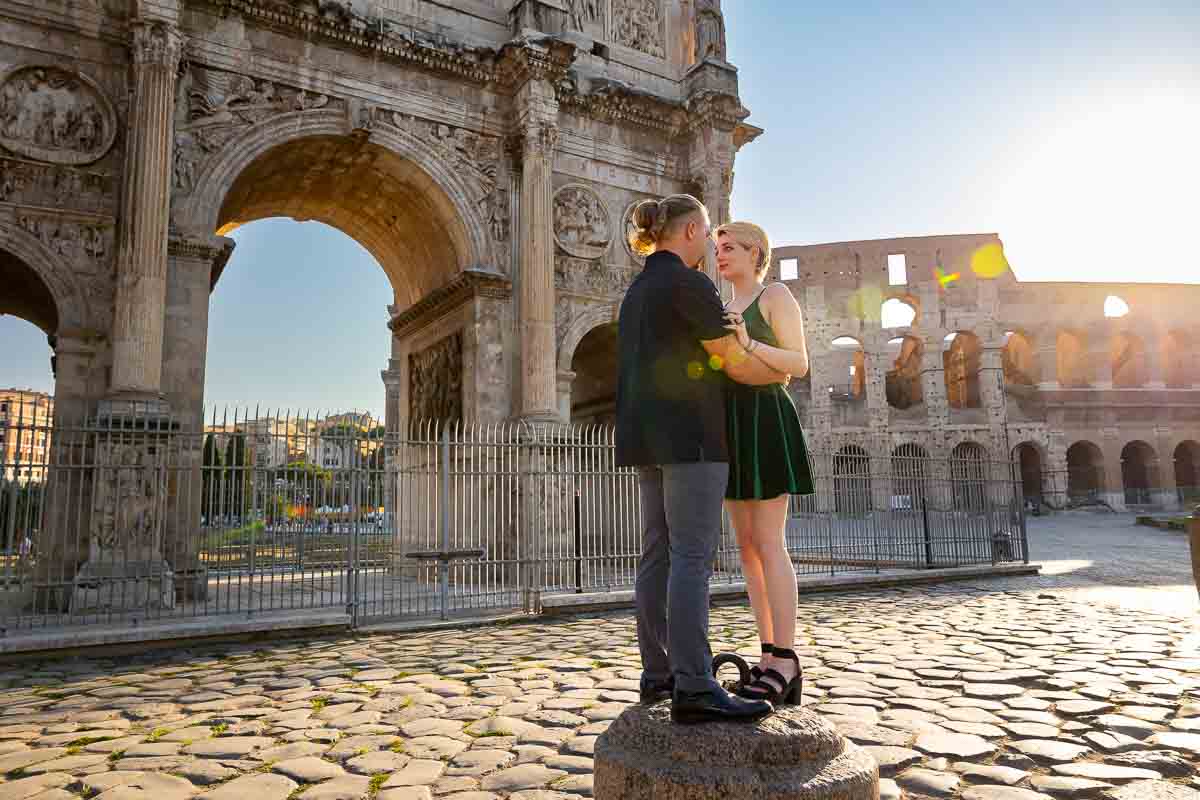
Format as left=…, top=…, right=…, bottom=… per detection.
left=725, top=311, right=751, bottom=349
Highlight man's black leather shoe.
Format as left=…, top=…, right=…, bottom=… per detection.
left=639, top=678, right=674, bottom=704
left=670, top=687, right=772, bottom=724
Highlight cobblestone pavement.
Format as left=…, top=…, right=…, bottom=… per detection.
left=1012, top=511, right=1197, bottom=618
left=1, top=514, right=1198, bottom=800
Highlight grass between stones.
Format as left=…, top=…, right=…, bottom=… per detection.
left=211, top=723, right=229, bottom=735
left=107, top=750, right=125, bottom=763
left=311, top=697, right=329, bottom=712
left=388, top=740, right=405, bottom=753
left=368, top=774, right=388, bottom=798
left=67, top=737, right=108, bottom=748
left=145, top=727, right=170, bottom=742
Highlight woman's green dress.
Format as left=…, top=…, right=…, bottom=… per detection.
left=725, top=291, right=815, bottom=500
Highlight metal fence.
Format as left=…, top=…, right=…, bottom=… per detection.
left=0, top=397, right=1028, bottom=635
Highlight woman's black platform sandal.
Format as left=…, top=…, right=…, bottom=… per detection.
left=736, top=646, right=803, bottom=706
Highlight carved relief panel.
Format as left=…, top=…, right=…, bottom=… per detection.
left=553, top=184, right=612, bottom=260
left=16, top=211, right=112, bottom=274
left=562, top=0, right=666, bottom=60
left=566, top=0, right=606, bottom=40
left=390, top=112, right=508, bottom=245
left=555, top=256, right=636, bottom=299
left=0, top=159, right=115, bottom=215
left=0, top=66, right=118, bottom=166
left=173, top=64, right=337, bottom=196
left=613, top=0, right=665, bottom=58
left=409, top=332, right=464, bottom=423
left=91, top=441, right=166, bottom=553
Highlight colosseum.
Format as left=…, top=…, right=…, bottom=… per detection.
left=561, top=234, right=1200, bottom=514
left=746, top=234, right=1200, bottom=513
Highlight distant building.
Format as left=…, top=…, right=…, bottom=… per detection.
left=0, top=390, right=54, bottom=482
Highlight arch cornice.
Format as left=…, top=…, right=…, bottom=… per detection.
left=174, top=109, right=496, bottom=274
left=0, top=220, right=91, bottom=334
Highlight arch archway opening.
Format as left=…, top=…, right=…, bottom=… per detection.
left=569, top=323, right=618, bottom=426
left=1111, top=332, right=1147, bottom=388
left=885, top=335, right=924, bottom=411
left=1, top=249, right=59, bottom=337
left=1175, top=441, right=1200, bottom=506
left=891, top=443, right=929, bottom=509
left=1121, top=440, right=1160, bottom=508
left=204, top=219, right=394, bottom=420
left=1002, top=331, right=1037, bottom=386
left=950, top=441, right=989, bottom=512
left=216, top=135, right=473, bottom=309
left=830, top=336, right=866, bottom=399
left=1013, top=442, right=1044, bottom=506
left=944, top=331, right=982, bottom=410
left=0, top=250, right=60, bottom=555
left=833, top=445, right=871, bottom=516
left=1056, top=330, right=1089, bottom=388
left=881, top=298, right=917, bottom=329
left=1066, top=441, right=1105, bottom=505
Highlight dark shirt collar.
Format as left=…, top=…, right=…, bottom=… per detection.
left=646, top=249, right=687, bottom=269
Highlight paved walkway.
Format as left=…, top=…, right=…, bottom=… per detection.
left=0, top=513, right=1197, bottom=800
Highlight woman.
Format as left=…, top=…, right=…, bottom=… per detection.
left=717, top=221, right=814, bottom=706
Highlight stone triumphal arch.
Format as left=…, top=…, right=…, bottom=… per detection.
left=1, top=0, right=757, bottom=614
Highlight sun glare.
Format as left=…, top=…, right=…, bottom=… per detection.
left=994, top=90, right=1200, bottom=283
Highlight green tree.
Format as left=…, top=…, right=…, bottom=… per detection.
left=224, top=434, right=247, bottom=517
left=201, top=434, right=223, bottom=520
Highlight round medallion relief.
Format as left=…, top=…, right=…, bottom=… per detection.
left=0, top=65, right=118, bottom=165
left=553, top=183, right=613, bottom=260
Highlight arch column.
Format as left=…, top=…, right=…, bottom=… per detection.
left=515, top=75, right=560, bottom=421
left=110, top=21, right=183, bottom=400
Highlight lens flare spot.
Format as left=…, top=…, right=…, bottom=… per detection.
left=708, top=354, right=725, bottom=371
left=687, top=361, right=705, bottom=380
left=970, top=242, right=1010, bottom=279
left=935, top=267, right=961, bottom=289
left=846, top=285, right=883, bottom=322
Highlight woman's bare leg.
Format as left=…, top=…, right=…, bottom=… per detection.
left=728, top=499, right=773, bottom=665
left=751, top=495, right=798, bottom=682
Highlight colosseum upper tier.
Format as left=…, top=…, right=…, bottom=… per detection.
left=764, top=233, right=1200, bottom=512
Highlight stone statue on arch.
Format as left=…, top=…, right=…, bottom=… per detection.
left=694, top=0, right=727, bottom=63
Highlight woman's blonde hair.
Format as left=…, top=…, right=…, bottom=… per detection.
left=716, top=221, right=772, bottom=278
left=628, top=194, right=707, bottom=256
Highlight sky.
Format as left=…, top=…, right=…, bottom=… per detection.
left=3, top=0, right=1198, bottom=415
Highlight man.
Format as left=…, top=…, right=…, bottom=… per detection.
left=615, top=194, right=784, bottom=724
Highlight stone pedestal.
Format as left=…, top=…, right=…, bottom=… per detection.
left=73, top=558, right=174, bottom=613
left=594, top=704, right=879, bottom=800
left=71, top=398, right=178, bottom=614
